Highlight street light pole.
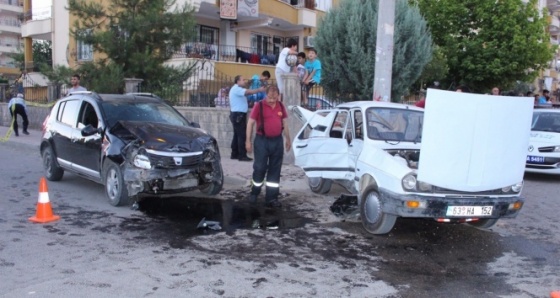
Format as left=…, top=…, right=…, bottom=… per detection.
left=373, top=0, right=395, bottom=102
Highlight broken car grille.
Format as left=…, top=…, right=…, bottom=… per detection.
left=146, top=149, right=204, bottom=169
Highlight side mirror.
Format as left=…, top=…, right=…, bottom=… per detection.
left=81, top=124, right=100, bottom=137
left=190, top=122, right=201, bottom=128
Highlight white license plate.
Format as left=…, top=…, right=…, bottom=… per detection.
left=446, top=206, right=493, bottom=217
left=526, top=155, right=545, bottom=164
left=164, top=179, right=198, bottom=190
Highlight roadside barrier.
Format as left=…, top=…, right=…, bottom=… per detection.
left=29, top=177, right=60, bottom=223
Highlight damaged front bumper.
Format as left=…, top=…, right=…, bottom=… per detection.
left=378, top=187, right=524, bottom=219
left=122, top=160, right=219, bottom=197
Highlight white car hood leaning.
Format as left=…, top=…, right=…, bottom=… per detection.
left=418, top=89, right=533, bottom=192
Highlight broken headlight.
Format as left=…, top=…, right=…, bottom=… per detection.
left=402, top=174, right=417, bottom=190
left=133, top=154, right=152, bottom=169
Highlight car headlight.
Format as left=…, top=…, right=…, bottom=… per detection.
left=511, top=181, right=523, bottom=193
left=501, top=186, right=512, bottom=193
left=133, top=154, right=152, bottom=169
left=402, top=174, right=417, bottom=191
left=554, top=146, right=560, bottom=152
left=418, top=181, right=433, bottom=192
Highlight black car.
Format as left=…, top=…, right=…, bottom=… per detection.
left=40, top=92, right=223, bottom=206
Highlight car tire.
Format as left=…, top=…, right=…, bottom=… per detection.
left=360, top=185, right=397, bottom=235
left=42, top=146, right=64, bottom=181
left=308, top=177, right=332, bottom=194
left=103, top=161, right=129, bottom=206
left=200, top=163, right=224, bottom=195
left=468, top=218, right=498, bottom=229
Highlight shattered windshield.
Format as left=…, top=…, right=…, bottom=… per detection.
left=531, top=112, right=560, bottom=133
left=101, top=101, right=190, bottom=128
left=366, top=107, right=423, bottom=142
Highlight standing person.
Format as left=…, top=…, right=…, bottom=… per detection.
left=229, top=75, right=265, bottom=161
left=415, top=91, right=426, bottom=108
left=7, top=93, right=29, bottom=137
left=491, top=87, right=500, bottom=95
left=302, top=48, right=322, bottom=104
left=245, top=85, right=291, bottom=208
left=68, top=74, right=87, bottom=94
left=296, top=52, right=308, bottom=106
left=275, top=38, right=298, bottom=102
left=247, top=70, right=271, bottom=107
left=539, top=89, right=550, bottom=104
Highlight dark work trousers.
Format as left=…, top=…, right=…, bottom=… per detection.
left=229, top=112, right=248, bottom=158
left=10, top=104, right=29, bottom=134
left=250, top=135, right=284, bottom=202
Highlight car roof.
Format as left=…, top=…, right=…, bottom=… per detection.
left=337, top=100, right=424, bottom=111
left=72, top=93, right=164, bottom=104
left=533, top=108, right=560, bottom=113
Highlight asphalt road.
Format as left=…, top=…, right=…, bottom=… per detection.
left=1, top=137, right=559, bottom=297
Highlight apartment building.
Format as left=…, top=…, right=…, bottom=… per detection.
left=539, top=0, right=560, bottom=94
left=21, top=0, right=336, bottom=78
left=0, top=0, right=23, bottom=78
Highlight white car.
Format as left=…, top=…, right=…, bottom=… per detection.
left=291, top=100, right=525, bottom=235
left=526, top=109, right=560, bottom=174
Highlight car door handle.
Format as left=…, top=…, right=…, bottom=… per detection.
left=296, top=144, right=308, bottom=148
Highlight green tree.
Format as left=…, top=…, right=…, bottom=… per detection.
left=67, top=0, right=196, bottom=96
left=415, top=45, right=449, bottom=90
left=315, top=0, right=433, bottom=101
left=9, top=40, right=53, bottom=71
left=416, top=0, right=555, bottom=92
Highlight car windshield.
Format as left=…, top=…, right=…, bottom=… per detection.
left=531, top=112, right=560, bottom=133
left=101, top=101, right=191, bottom=128
left=366, top=107, right=423, bottom=142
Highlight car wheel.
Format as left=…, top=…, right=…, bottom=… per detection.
left=360, top=185, right=397, bottom=235
left=200, top=162, right=224, bottom=195
left=103, top=161, right=129, bottom=206
left=308, top=177, right=332, bottom=194
left=468, top=218, right=498, bottom=229
left=42, top=146, right=64, bottom=181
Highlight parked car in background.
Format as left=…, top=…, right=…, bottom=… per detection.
left=291, top=100, right=525, bottom=235
left=526, top=109, right=560, bottom=174
left=40, top=92, right=223, bottom=207
left=307, top=95, right=335, bottom=111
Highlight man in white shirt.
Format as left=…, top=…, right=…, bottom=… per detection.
left=275, top=39, right=298, bottom=102
left=68, top=74, right=87, bottom=94
left=7, top=93, right=29, bottom=137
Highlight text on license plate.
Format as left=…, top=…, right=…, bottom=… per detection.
left=526, top=155, right=545, bottom=164
left=446, top=206, right=493, bottom=217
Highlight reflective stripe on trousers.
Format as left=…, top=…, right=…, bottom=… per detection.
left=250, top=135, right=284, bottom=201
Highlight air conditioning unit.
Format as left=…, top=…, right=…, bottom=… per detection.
left=304, top=36, right=315, bottom=48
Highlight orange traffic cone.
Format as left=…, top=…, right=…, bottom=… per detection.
left=551, top=291, right=560, bottom=298
left=29, top=177, right=60, bottom=223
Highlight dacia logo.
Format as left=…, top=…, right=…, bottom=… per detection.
left=528, top=145, right=534, bottom=152
left=173, top=157, right=182, bottom=165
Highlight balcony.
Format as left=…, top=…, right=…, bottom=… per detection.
left=548, top=0, right=560, bottom=11
left=21, top=17, right=51, bottom=40
left=0, top=1, right=23, bottom=14
left=172, top=43, right=278, bottom=65
left=0, top=19, right=21, bottom=34
left=550, top=15, right=560, bottom=32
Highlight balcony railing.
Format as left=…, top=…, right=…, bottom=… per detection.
left=0, top=0, right=22, bottom=6
left=279, top=0, right=316, bottom=9
left=172, top=43, right=278, bottom=66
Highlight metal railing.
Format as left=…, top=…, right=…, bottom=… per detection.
left=172, top=44, right=277, bottom=66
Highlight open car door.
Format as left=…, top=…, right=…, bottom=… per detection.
left=292, top=109, right=354, bottom=180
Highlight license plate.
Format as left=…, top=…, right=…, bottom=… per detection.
left=526, top=155, right=545, bottom=164
left=446, top=206, right=493, bottom=217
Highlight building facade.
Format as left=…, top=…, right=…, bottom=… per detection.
left=0, top=0, right=23, bottom=78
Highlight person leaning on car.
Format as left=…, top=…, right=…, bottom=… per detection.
left=229, top=75, right=265, bottom=162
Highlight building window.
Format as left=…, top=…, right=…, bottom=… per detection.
left=251, top=33, right=271, bottom=55
left=190, top=25, right=219, bottom=45
left=77, top=29, right=93, bottom=61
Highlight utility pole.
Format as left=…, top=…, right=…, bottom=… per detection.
left=373, top=0, right=395, bottom=102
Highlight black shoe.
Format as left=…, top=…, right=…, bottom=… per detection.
left=23, top=131, right=29, bottom=135
left=230, top=154, right=238, bottom=160
left=248, top=194, right=257, bottom=204
left=239, top=156, right=253, bottom=161
left=14, top=131, right=19, bottom=137
left=265, top=200, right=282, bottom=208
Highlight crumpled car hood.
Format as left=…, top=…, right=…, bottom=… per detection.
left=112, top=121, right=212, bottom=152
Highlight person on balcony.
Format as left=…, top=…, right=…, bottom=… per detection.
left=275, top=39, right=298, bottom=102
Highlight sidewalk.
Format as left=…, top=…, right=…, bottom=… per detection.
left=0, top=125, right=309, bottom=193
